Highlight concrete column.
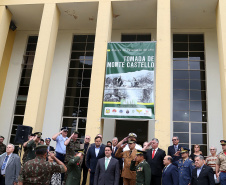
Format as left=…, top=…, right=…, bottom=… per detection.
left=23, top=3, right=60, bottom=132
left=216, top=0, right=226, bottom=139
left=155, top=0, right=171, bottom=151
left=0, top=6, right=11, bottom=68
left=86, top=1, right=112, bottom=140
left=0, top=29, right=16, bottom=106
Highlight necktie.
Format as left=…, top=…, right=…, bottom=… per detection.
left=152, top=149, right=155, bottom=159
left=113, top=147, right=115, bottom=153
left=175, top=146, right=178, bottom=153
left=129, top=150, right=132, bottom=156
left=1, top=155, right=9, bottom=170
left=105, top=158, right=109, bottom=170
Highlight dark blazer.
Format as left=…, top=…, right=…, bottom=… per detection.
left=111, top=146, right=123, bottom=170
left=86, top=144, right=105, bottom=173
left=190, top=165, right=215, bottom=185
left=168, top=145, right=182, bottom=162
left=146, top=148, right=166, bottom=176
left=0, top=153, right=21, bottom=184
left=162, top=164, right=179, bottom=185
left=94, top=157, right=120, bottom=185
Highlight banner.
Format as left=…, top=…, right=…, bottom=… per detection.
left=102, top=42, right=156, bottom=119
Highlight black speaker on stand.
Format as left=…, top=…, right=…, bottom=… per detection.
left=14, top=125, right=33, bottom=157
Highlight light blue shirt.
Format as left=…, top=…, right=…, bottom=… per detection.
left=197, top=164, right=204, bottom=177
left=55, top=135, right=68, bottom=154
left=95, top=146, right=100, bottom=157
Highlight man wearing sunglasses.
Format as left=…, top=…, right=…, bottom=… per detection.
left=168, top=136, right=182, bottom=162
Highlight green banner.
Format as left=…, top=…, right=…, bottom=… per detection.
left=101, top=42, right=156, bottom=119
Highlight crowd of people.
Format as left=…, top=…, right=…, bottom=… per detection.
left=0, top=129, right=226, bottom=185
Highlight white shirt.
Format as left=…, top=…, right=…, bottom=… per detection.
left=152, top=148, right=158, bottom=157
left=123, top=144, right=143, bottom=151
left=95, top=146, right=100, bottom=157
left=197, top=164, right=204, bottom=177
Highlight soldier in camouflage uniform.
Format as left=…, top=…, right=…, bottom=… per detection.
left=24, top=132, right=42, bottom=162
left=22, top=134, right=32, bottom=164
left=64, top=131, right=80, bottom=181
left=18, top=145, right=67, bottom=185
left=130, top=150, right=151, bottom=185
left=0, top=136, right=6, bottom=155
left=66, top=150, right=84, bottom=185
left=64, top=131, right=80, bottom=164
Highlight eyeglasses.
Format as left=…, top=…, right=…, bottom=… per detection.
left=210, top=149, right=215, bottom=150
left=172, top=139, right=178, bottom=141
left=85, top=138, right=90, bottom=139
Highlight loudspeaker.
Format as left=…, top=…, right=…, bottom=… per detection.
left=14, top=125, right=33, bottom=144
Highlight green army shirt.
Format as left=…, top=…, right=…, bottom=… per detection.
left=130, top=159, right=151, bottom=185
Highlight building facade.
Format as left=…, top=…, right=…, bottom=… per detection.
left=0, top=0, right=226, bottom=155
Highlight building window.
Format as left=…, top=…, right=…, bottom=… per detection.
left=10, top=36, right=38, bottom=144
left=62, top=35, right=95, bottom=141
left=121, top=34, right=151, bottom=42
left=173, top=34, right=207, bottom=156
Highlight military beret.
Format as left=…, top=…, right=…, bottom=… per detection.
left=128, top=140, right=136, bottom=144
left=128, top=133, right=137, bottom=138
left=74, top=130, right=79, bottom=134
left=136, top=150, right=146, bottom=155
left=36, top=145, right=48, bottom=150
left=180, top=147, right=190, bottom=154
left=61, top=127, right=68, bottom=131
left=34, top=132, right=42, bottom=137
left=45, top=138, right=51, bottom=141
left=220, top=140, right=226, bottom=145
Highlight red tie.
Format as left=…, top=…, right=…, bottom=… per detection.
left=152, top=149, right=155, bottom=159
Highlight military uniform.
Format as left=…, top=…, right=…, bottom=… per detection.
left=25, top=140, right=41, bottom=162
left=0, top=143, right=6, bottom=155
left=65, top=156, right=81, bottom=185
left=64, top=139, right=80, bottom=163
left=130, top=160, right=151, bottom=185
left=18, top=155, right=65, bottom=185
left=216, top=150, right=226, bottom=183
left=176, top=158, right=195, bottom=185
left=115, top=142, right=137, bottom=185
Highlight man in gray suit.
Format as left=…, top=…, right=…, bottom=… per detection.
left=94, top=146, right=120, bottom=185
left=0, top=144, right=21, bottom=185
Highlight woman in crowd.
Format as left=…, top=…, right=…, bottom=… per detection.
left=190, top=144, right=203, bottom=161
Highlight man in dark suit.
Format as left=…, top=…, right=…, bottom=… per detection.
left=45, top=138, right=54, bottom=151
left=191, top=155, right=215, bottom=185
left=0, top=144, right=21, bottom=185
left=162, top=155, right=179, bottom=185
left=94, top=146, right=120, bottom=185
left=167, top=136, right=182, bottom=162
left=144, top=138, right=166, bottom=185
left=81, top=135, right=91, bottom=185
left=86, top=136, right=105, bottom=185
